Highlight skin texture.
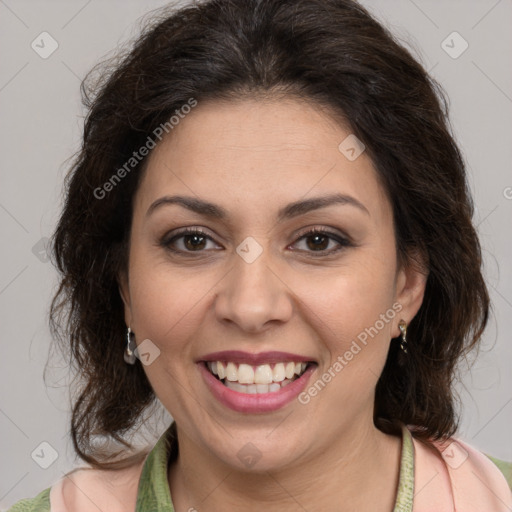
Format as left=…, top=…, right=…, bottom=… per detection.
left=119, top=97, right=427, bottom=511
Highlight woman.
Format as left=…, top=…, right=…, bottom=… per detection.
left=9, top=0, right=511, bottom=510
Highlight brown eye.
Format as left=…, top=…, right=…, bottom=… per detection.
left=182, top=233, right=207, bottom=251
left=292, top=228, right=351, bottom=255
left=304, top=233, right=330, bottom=251
left=161, top=228, right=221, bottom=253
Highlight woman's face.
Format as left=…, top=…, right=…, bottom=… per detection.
left=120, top=97, right=426, bottom=471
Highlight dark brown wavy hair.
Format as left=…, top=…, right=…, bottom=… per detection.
left=50, top=0, right=490, bottom=469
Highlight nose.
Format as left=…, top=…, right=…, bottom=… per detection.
left=214, top=245, right=293, bottom=333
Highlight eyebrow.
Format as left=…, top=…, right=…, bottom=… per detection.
left=146, top=193, right=370, bottom=221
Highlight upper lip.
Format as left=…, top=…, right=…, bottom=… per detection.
left=197, top=350, right=316, bottom=365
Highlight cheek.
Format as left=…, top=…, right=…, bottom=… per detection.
left=127, top=262, right=213, bottom=400
left=130, top=268, right=210, bottom=345
left=300, top=262, right=397, bottom=350
left=126, top=242, right=210, bottom=350
left=290, top=267, right=397, bottom=417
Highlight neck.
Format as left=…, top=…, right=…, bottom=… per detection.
left=168, top=419, right=402, bottom=512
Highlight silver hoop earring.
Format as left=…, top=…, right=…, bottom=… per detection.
left=124, top=327, right=137, bottom=364
left=398, top=319, right=408, bottom=354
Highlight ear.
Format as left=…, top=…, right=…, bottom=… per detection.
left=393, top=251, right=428, bottom=337
left=117, top=270, right=133, bottom=327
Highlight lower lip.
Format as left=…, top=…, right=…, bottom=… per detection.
left=198, top=362, right=316, bottom=413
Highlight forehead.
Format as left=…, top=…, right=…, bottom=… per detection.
left=135, top=98, right=392, bottom=225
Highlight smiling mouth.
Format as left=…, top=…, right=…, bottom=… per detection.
left=203, top=360, right=315, bottom=394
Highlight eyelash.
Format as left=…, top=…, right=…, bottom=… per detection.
left=160, top=226, right=352, bottom=257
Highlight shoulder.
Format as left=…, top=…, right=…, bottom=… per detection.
left=486, top=454, right=512, bottom=489
left=6, top=461, right=146, bottom=512
left=51, top=460, right=146, bottom=511
left=6, top=426, right=174, bottom=512
left=409, top=427, right=512, bottom=511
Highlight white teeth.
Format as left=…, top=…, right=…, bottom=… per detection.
left=237, top=364, right=255, bottom=384
left=224, top=379, right=294, bottom=394
left=285, top=362, right=295, bottom=379
left=272, top=363, right=285, bottom=382
left=206, top=360, right=311, bottom=386
left=256, top=383, right=269, bottom=393
left=254, top=364, right=273, bottom=384
left=226, top=362, right=238, bottom=381
left=217, top=362, right=226, bottom=380
left=225, top=381, right=244, bottom=393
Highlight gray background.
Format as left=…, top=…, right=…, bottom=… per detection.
left=1, top=0, right=511, bottom=508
